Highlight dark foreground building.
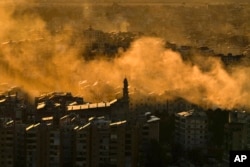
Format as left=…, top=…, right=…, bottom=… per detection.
left=0, top=78, right=160, bottom=167
left=0, top=113, right=159, bottom=167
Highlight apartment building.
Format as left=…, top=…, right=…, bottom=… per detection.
left=25, top=123, right=47, bottom=167
left=60, top=124, right=76, bottom=167
left=0, top=112, right=159, bottom=167
left=48, top=127, right=61, bottom=167
left=175, top=109, right=208, bottom=150
left=225, top=111, right=250, bottom=150
left=223, top=110, right=250, bottom=165
left=75, top=123, right=91, bottom=167
left=90, top=117, right=111, bottom=167
left=109, top=120, right=127, bottom=167
left=0, top=120, right=15, bottom=167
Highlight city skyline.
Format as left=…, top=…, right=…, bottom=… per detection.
left=0, top=1, right=249, bottom=166
left=0, top=1, right=249, bottom=110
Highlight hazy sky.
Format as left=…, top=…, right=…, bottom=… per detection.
left=90, top=0, right=249, bottom=3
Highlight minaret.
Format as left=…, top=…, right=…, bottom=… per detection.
left=123, top=78, right=129, bottom=103
left=122, top=78, right=130, bottom=117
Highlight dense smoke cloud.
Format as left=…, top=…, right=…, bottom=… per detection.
left=0, top=1, right=249, bottom=110
left=115, top=38, right=250, bottom=109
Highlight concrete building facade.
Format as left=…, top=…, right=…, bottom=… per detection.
left=175, top=109, right=208, bottom=150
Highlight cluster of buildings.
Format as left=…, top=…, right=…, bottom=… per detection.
left=173, top=108, right=250, bottom=166
left=0, top=79, right=160, bottom=167
left=0, top=113, right=159, bottom=167
left=83, top=26, right=141, bottom=58
left=82, top=26, right=246, bottom=66
left=0, top=77, right=250, bottom=167
left=165, top=41, right=245, bottom=68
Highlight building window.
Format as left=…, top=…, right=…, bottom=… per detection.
left=111, top=134, right=117, bottom=140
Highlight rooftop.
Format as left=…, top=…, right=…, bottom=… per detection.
left=176, top=109, right=207, bottom=118
left=26, top=123, right=40, bottom=131
left=147, top=116, right=160, bottom=123
left=76, top=122, right=91, bottom=131
left=110, top=120, right=127, bottom=126
left=67, top=99, right=117, bottom=111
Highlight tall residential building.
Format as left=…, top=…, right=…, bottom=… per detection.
left=15, top=123, right=26, bottom=167
left=224, top=110, right=250, bottom=150
left=223, top=110, right=250, bottom=165
left=175, top=109, right=208, bottom=150
left=25, top=123, right=47, bottom=167
left=60, top=124, right=75, bottom=167
left=0, top=121, right=29, bottom=167
left=109, top=120, right=127, bottom=167
left=74, top=122, right=91, bottom=167
left=90, top=117, right=111, bottom=167
left=224, top=122, right=247, bottom=150
left=48, top=127, right=61, bottom=167
left=0, top=120, right=15, bottom=167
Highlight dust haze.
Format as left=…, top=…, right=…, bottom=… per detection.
left=0, top=1, right=249, bottom=109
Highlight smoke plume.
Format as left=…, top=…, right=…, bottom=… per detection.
left=0, top=1, right=249, bottom=110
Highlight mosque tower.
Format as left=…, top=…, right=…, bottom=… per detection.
left=120, top=78, right=130, bottom=114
